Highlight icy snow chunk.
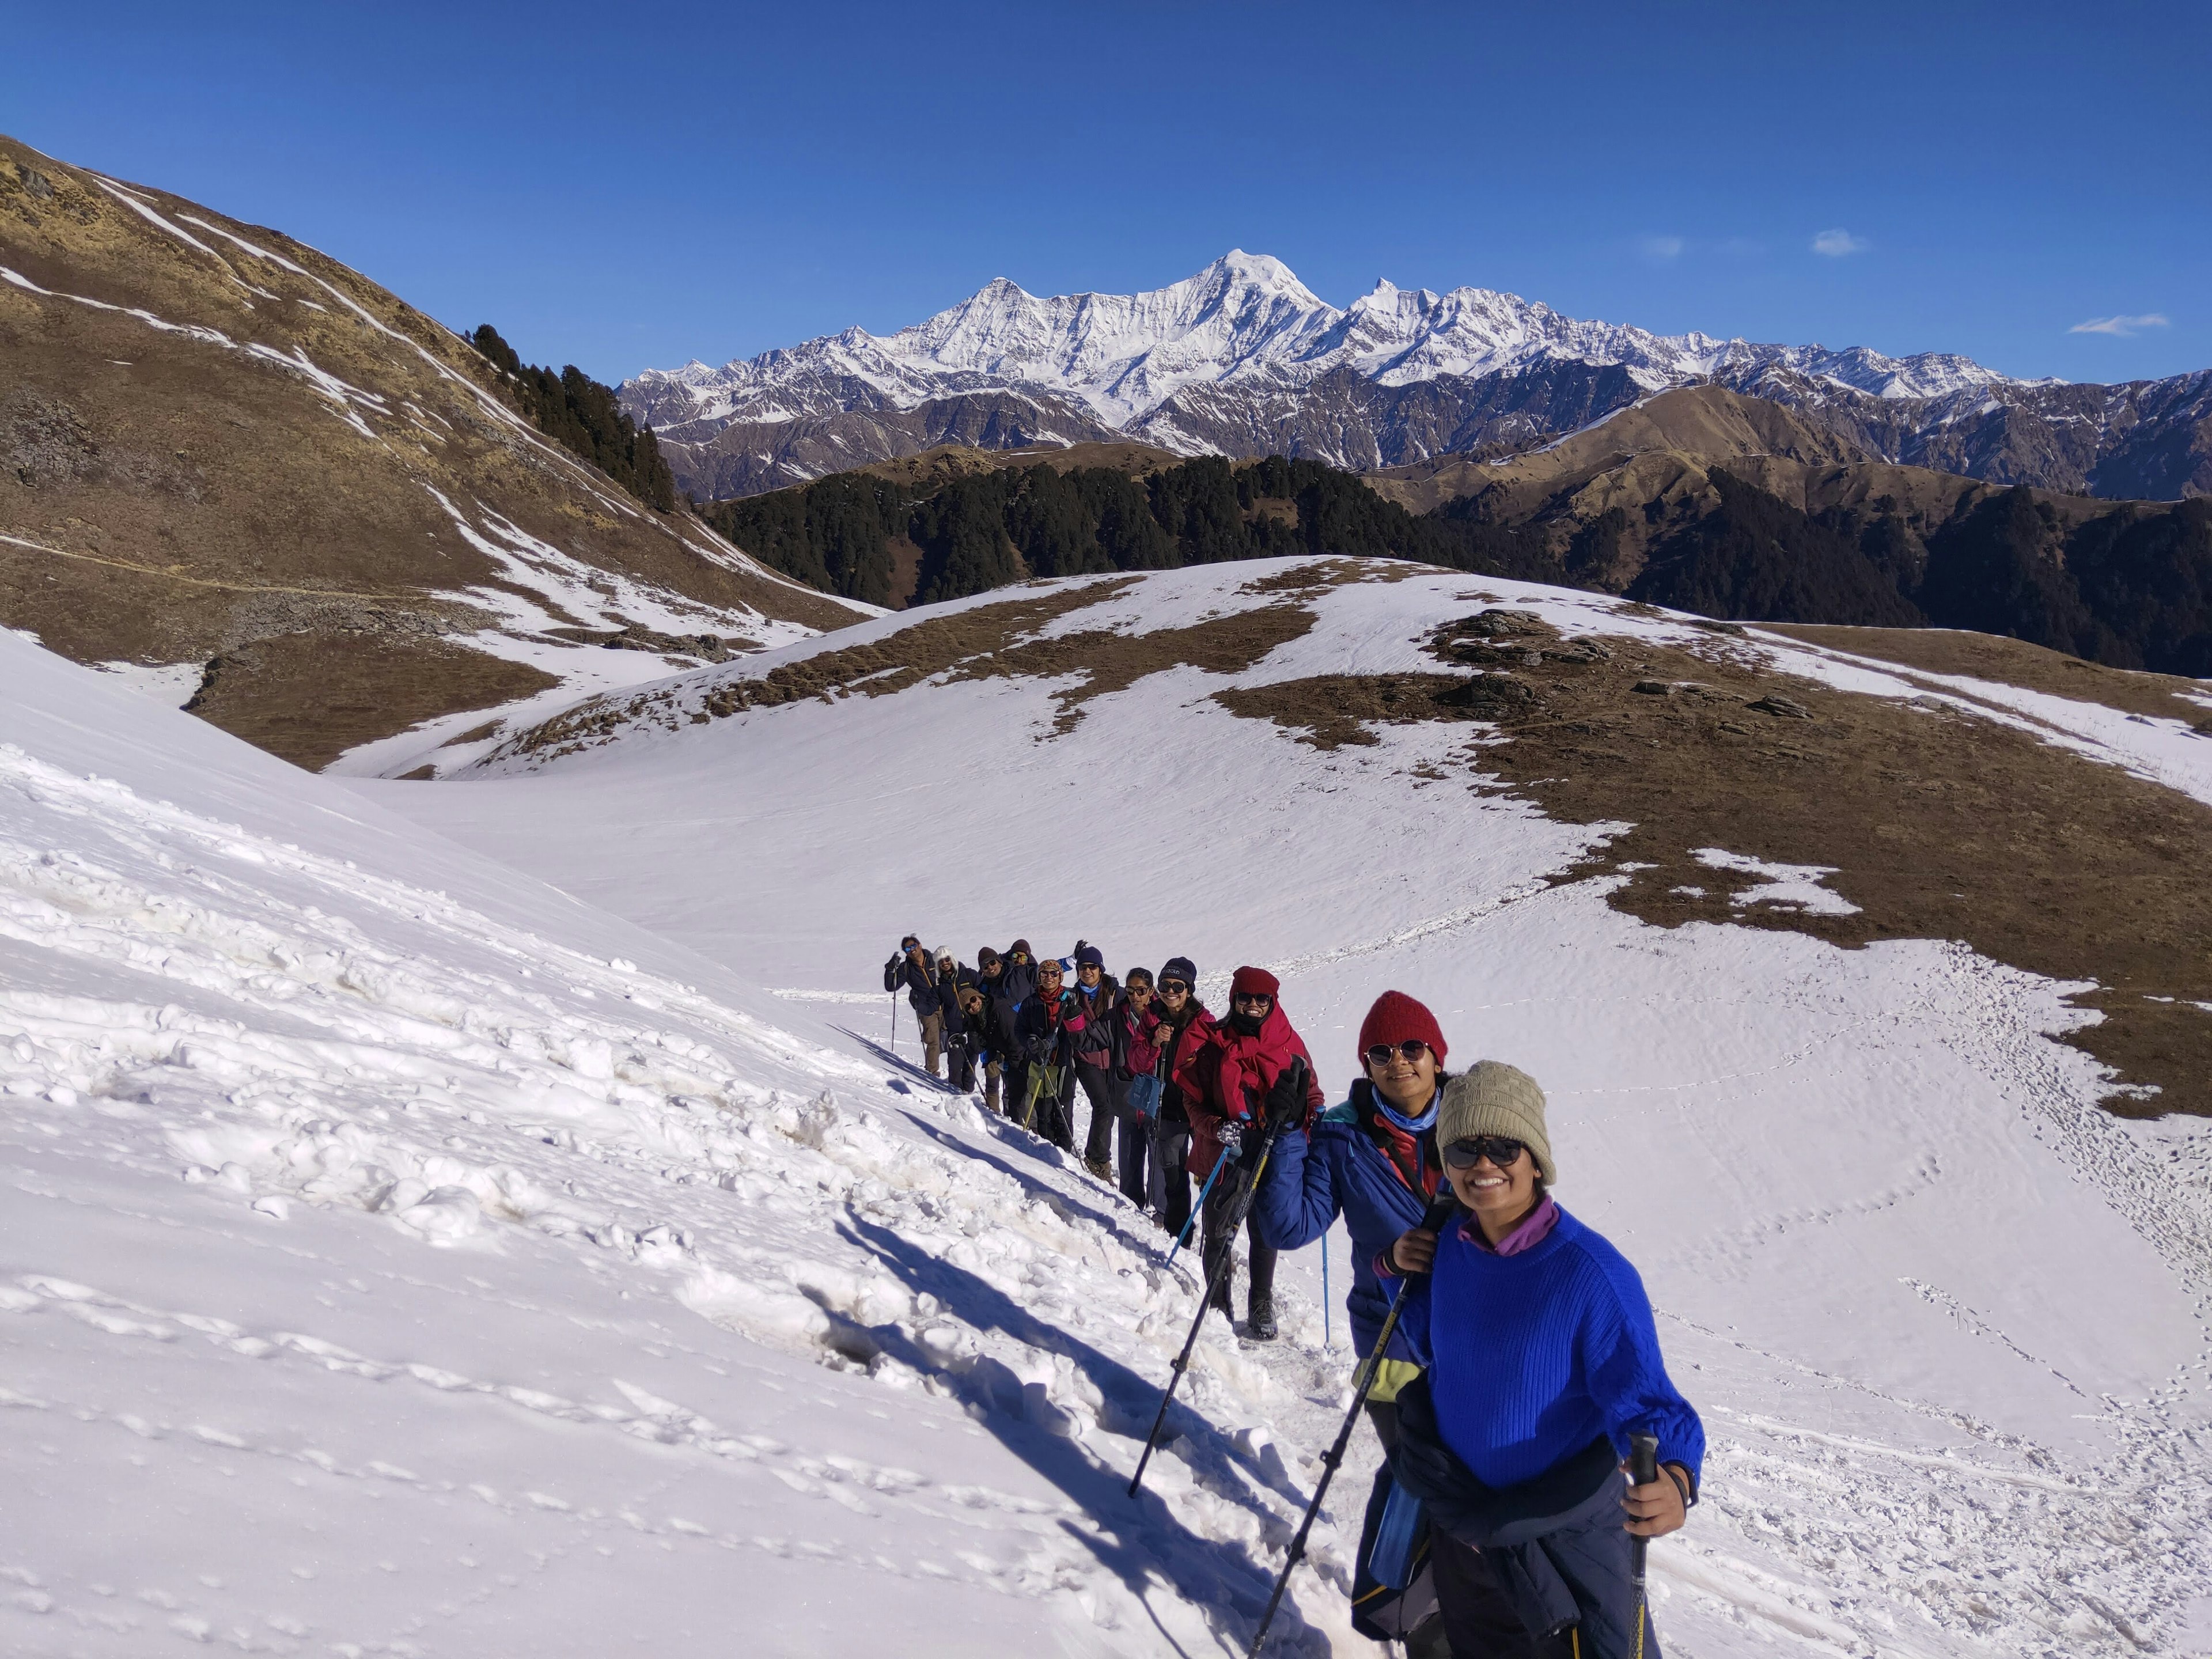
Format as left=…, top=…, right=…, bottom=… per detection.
left=1021, top=1380, right=1084, bottom=1439
left=1694, top=847, right=1859, bottom=916
left=389, top=1185, right=483, bottom=1242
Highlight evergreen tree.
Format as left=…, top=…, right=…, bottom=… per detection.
left=468, top=324, right=676, bottom=513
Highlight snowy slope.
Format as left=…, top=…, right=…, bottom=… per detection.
left=622, top=252, right=2037, bottom=442
left=374, top=560, right=2212, bottom=1658
left=0, top=631, right=1390, bottom=1658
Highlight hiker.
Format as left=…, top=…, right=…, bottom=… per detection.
left=882, top=935, right=943, bottom=1076
left=936, top=949, right=975, bottom=1092
left=1380, top=1062, right=1703, bottom=1658
left=1001, top=940, right=1039, bottom=1005
left=1252, top=990, right=1450, bottom=1448
left=1012, top=956, right=1075, bottom=1150
left=1107, top=967, right=1162, bottom=1207
left=1063, top=944, right=1122, bottom=1180
left=1176, top=965, right=1324, bottom=1340
left=1148, top=957, right=1209, bottom=1238
left=966, top=946, right=1006, bottom=1111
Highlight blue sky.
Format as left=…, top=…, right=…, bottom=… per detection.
left=6, top=1, right=2205, bottom=387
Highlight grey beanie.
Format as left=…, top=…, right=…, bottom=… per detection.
left=1437, top=1060, right=1556, bottom=1185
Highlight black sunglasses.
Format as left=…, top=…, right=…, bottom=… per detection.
left=1443, top=1136, right=1528, bottom=1171
left=1232, top=993, right=1274, bottom=1009
left=1365, top=1039, right=1433, bottom=1067
left=1158, top=979, right=1190, bottom=993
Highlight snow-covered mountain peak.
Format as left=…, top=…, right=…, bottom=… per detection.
left=618, top=254, right=2080, bottom=492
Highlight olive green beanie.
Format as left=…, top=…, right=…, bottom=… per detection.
left=1436, top=1060, right=1556, bottom=1185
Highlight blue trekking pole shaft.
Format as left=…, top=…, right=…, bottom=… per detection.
left=1321, top=1222, right=1331, bottom=1349
left=1166, top=1154, right=1224, bottom=1266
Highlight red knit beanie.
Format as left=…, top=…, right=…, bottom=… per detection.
left=1358, top=991, right=1447, bottom=1066
left=1229, top=965, right=1281, bottom=1000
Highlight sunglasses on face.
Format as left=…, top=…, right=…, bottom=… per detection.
left=1365, top=1039, right=1433, bottom=1067
left=1232, top=994, right=1273, bottom=1011
left=1443, top=1136, right=1528, bottom=1171
left=1158, top=980, right=1190, bottom=994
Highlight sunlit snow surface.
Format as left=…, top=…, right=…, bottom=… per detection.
left=5, top=559, right=2211, bottom=1657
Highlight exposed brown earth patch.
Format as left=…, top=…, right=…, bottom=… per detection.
left=1237, top=557, right=1432, bottom=601
left=495, top=579, right=1317, bottom=763
left=1765, top=624, right=2212, bottom=728
left=186, top=634, right=558, bottom=771
left=1216, top=607, right=2212, bottom=1116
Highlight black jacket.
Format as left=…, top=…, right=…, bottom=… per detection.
left=882, top=950, right=938, bottom=1016
left=1391, top=1372, right=1643, bottom=1654
left=1062, top=975, right=1120, bottom=1069
left=935, top=964, right=972, bottom=1035
left=1012, top=988, right=1072, bottom=1067
left=1153, top=1001, right=1211, bottom=1127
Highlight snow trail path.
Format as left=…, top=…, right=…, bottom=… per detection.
left=5, top=554, right=2211, bottom=1655
left=376, top=562, right=2212, bottom=1657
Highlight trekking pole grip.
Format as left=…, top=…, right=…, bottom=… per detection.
left=1629, top=1431, right=1659, bottom=1574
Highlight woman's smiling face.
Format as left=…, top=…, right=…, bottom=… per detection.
left=1445, top=1139, right=1537, bottom=1222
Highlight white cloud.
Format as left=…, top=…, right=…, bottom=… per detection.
left=1639, top=234, right=1684, bottom=260
left=1812, top=228, right=1869, bottom=257
left=2068, top=313, right=2171, bottom=336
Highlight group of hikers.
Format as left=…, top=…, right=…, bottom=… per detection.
left=885, top=935, right=1310, bottom=1336
left=885, top=936, right=1703, bottom=1658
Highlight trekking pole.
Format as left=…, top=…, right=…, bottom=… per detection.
left=1128, top=1101, right=1298, bottom=1499
left=1164, top=1154, right=1225, bottom=1268
left=1246, top=1194, right=1457, bottom=1657
left=1321, top=1222, right=1331, bottom=1350
left=889, top=993, right=898, bottom=1058
left=1628, top=1431, right=1660, bottom=1659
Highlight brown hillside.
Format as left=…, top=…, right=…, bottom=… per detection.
left=0, top=134, right=867, bottom=771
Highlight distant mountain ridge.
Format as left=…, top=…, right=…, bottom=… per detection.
left=623, top=252, right=2212, bottom=502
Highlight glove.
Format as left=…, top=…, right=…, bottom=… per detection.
left=1263, top=1058, right=1310, bottom=1131
left=1216, top=1120, right=1244, bottom=1155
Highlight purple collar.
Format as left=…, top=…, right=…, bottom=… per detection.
left=1462, top=1195, right=1559, bottom=1257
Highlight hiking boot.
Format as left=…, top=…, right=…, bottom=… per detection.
left=1085, top=1155, right=1112, bottom=1181
left=1245, top=1294, right=1278, bottom=1342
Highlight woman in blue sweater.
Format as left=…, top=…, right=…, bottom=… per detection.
left=1250, top=990, right=1450, bottom=1448
left=1381, top=1060, right=1702, bottom=1658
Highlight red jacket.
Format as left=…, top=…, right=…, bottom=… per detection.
left=1175, top=1002, right=1326, bottom=1180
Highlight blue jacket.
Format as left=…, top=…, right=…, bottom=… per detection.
left=1389, top=1205, right=1705, bottom=1491
left=1251, top=1080, right=1440, bottom=1360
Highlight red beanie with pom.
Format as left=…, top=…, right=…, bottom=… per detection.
left=1358, top=991, right=1447, bottom=1067
left=1229, top=965, right=1281, bottom=1000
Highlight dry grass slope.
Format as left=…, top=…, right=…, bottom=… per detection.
left=0, top=132, right=863, bottom=768
left=1217, top=599, right=2212, bottom=1116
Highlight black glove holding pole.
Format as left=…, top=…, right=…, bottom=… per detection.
left=1262, top=1055, right=1309, bottom=1132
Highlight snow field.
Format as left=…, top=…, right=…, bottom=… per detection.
left=380, top=559, right=2212, bottom=1656
left=0, top=632, right=1404, bottom=1657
